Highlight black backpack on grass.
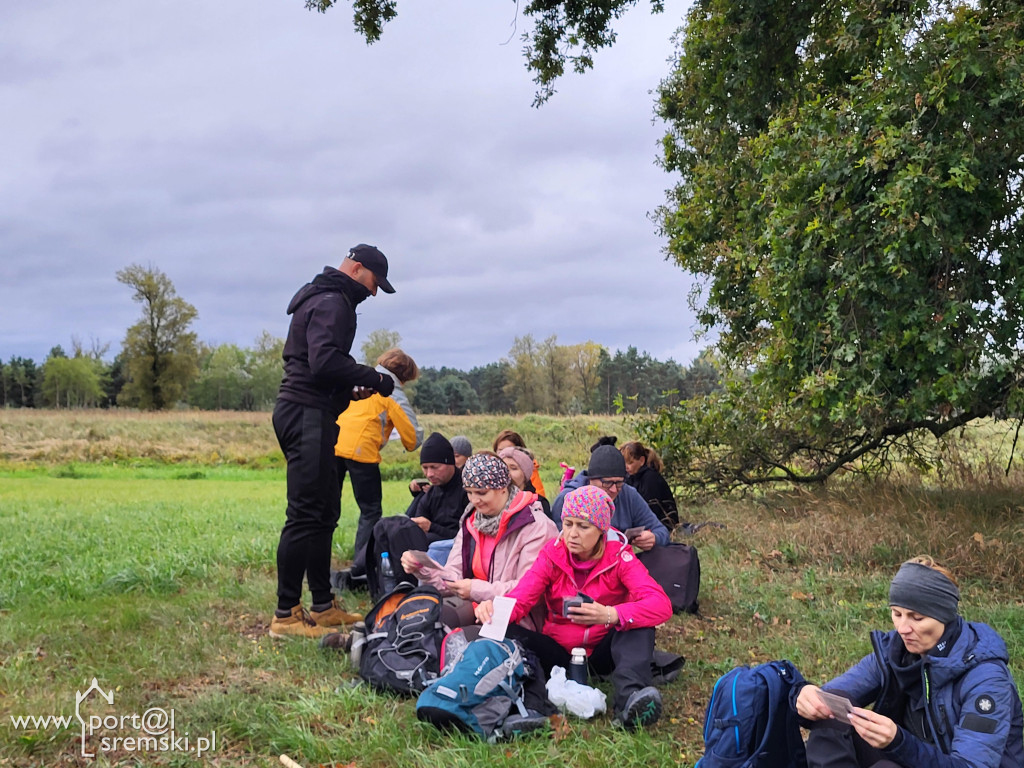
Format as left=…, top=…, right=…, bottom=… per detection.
left=637, top=542, right=701, bottom=614
left=364, top=516, right=430, bottom=602
left=359, top=583, right=448, bottom=695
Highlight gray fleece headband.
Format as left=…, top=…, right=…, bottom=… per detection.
left=888, top=561, right=960, bottom=624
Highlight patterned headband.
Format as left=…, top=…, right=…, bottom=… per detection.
left=462, top=453, right=511, bottom=490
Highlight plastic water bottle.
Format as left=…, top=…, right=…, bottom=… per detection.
left=380, top=551, right=396, bottom=595
left=568, top=646, right=588, bottom=685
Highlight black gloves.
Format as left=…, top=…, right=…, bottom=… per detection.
left=375, top=373, right=395, bottom=397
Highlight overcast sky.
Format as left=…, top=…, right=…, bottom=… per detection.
left=0, top=0, right=709, bottom=371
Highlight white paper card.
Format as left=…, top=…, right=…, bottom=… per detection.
left=406, top=550, right=442, bottom=570
left=480, top=596, right=516, bottom=640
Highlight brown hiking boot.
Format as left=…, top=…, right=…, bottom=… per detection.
left=269, top=605, right=339, bottom=640
left=310, top=599, right=364, bottom=627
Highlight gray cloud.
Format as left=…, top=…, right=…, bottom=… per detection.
left=0, top=0, right=708, bottom=372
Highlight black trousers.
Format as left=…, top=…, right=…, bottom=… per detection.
left=337, top=457, right=383, bottom=558
left=272, top=400, right=341, bottom=611
left=507, top=624, right=656, bottom=714
left=806, top=722, right=901, bottom=768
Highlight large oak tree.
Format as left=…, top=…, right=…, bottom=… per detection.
left=643, top=0, right=1024, bottom=491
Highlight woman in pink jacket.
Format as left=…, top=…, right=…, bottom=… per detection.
left=476, top=484, right=672, bottom=731
left=401, top=452, right=557, bottom=630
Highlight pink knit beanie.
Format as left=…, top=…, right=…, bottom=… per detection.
left=560, top=485, right=613, bottom=532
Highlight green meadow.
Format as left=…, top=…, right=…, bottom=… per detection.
left=1, top=410, right=1022, bottom=767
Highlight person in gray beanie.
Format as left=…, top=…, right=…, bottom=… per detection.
left=794, top=556, right=1023, bottom=768
left=550, top=444, right=669, bottom=549
left=450, top=435, right=472, bottom=469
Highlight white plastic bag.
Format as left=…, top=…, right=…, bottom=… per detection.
left=545, top=665, right=607, bottom=718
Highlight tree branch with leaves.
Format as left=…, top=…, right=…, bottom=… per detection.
left=303, top=0, right=664, bottom=104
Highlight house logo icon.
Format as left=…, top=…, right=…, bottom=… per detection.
left=75, top=678, right=114, bottom=758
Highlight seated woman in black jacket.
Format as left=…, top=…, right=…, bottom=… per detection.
left=620, top=441, right=681, bottom=530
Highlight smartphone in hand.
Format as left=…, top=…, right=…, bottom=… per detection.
left=561, top=592, right=594, bottom=617
left=623, top=526, right=644, bottom=543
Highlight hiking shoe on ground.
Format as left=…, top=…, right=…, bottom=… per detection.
left=319, top=631, right=352, bottom=652
left=310, top=599, right=364, bottom=627
left=497, top=711, right=549, bottom=740
left=269, top=605, right=339, bottom=640
left=614, top=686, right=662, bottom=731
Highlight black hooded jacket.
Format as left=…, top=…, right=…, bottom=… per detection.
left=276, top=266, right=383, bottom=415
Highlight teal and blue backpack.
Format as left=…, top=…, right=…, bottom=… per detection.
left=415, top=636, right=530, bottom=741
left=696, top=659, right=808, bottom=768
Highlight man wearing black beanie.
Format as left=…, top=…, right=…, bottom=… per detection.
left=418, top=432, right=455, bottom=467
left=335, top=433, right=469, bottom=589
left=405, top=433, right=468, bottom=543
left=551, top=444, right=670, bottom=550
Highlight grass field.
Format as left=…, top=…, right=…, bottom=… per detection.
left=1, top=410, right=1023, bottom=767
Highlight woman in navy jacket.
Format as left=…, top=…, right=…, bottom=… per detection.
left=794, top=556, right=1023, bottom=768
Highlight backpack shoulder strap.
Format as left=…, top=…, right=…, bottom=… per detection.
left=755, top=661, right=806, bottom=768
left=364, top=582, right=415, bottom=636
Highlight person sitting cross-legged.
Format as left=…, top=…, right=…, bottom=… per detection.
left=336, top=432, right=468, bottom=589
left=475, top=484, right=672, bottom=731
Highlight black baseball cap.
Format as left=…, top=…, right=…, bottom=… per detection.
left=348, top=244, right=395, bottom=294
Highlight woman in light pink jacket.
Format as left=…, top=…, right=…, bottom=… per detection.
left=401, top=452, right=557, bottom=630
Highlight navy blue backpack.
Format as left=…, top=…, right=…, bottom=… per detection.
left=696, top=660, right=808, bottom=768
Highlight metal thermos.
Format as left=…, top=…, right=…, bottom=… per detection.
left=349, top=621, right=366, bottom=668
left=568, top=646, right=588, bottom=685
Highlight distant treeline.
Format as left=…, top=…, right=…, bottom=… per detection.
left=1, top=335, right=720, bottom=415
left=410, top=340, right=721, bottom=415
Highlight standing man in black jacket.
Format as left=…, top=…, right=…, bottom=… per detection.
left=269, top=244, right=397, bottom=639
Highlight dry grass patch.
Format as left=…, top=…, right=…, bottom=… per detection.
left=0, top=410, right=630, bottom=484
left=0, top=409, right=280, bottom=465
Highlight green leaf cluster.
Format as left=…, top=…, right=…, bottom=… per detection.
left=651, top=0, right=1024, bottom=489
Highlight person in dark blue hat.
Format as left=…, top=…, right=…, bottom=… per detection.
left=794, top=556, right=1024, bottom=768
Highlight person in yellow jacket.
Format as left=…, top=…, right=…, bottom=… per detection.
left=335, top=348, right=423, bottom=559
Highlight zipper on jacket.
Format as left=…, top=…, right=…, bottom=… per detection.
left=485, top=494, right=533, bottom=579
left=921, top=666, right=944, bottom=748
